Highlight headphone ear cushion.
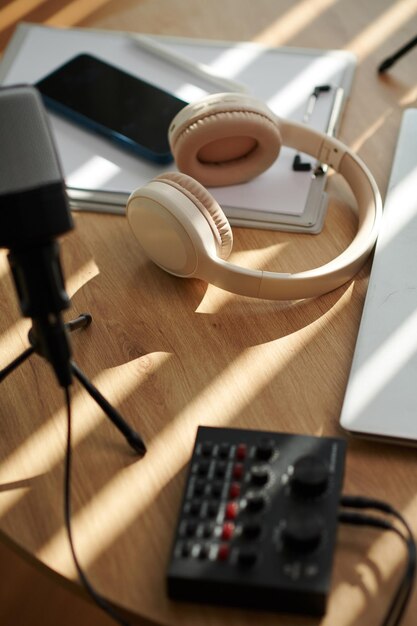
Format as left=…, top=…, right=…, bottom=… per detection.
left=169, top=96, right=282, bottom=187
left=155, top=172, right=233, bottom=260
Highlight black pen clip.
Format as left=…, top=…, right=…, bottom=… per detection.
left=292, top=84, right=332, bottom=172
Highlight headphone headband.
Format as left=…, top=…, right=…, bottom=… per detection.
left=127, top=93, right=382, bottom=300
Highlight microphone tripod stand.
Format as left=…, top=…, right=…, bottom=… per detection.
left=0, top=312, right=146, bottom=457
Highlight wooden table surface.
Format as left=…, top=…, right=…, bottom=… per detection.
left=1, top=1, right=417, bottom=625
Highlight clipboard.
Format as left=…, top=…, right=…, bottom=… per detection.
left=0, top=23, right=356, bottom=233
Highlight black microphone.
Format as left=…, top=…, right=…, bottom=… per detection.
left=0, top=85, right=74, bottom=387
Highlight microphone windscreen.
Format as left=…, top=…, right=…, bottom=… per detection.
left=0, top=85, right=73, bottom=247
left=0, top=85, right=62, bottom=194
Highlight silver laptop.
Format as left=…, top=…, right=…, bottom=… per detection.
left=340, top=109, right=417, bottom=443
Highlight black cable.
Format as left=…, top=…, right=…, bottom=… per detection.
left=338, top=512, right=413, bottom=626
left=339, top=495, right=416, bottom=626
left=0, top=314, right=138, bottom=623
left=341, top=496, right=416, bottom=626
left=378, top=34, right=417, bottom=73
left=63, top=386, right=131, bottom=626
left=340, top=495, right=414, bottom=541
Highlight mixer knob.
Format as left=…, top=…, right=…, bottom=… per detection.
left=250, top=465, right=270, bottom=486
left=289, top=455, right=329, bottom=498
left=281, top=513, right=324, bottom=553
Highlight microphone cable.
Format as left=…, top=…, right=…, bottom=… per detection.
left=339, top=495, right=416, bottom=626
left=63, top=385, right=132, bottom=626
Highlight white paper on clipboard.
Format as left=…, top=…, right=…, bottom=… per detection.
left=0, top=23, right=356, bottom=232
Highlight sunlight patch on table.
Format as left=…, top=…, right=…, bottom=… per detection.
left=36, top=326, right=329, bottom=572
left=0, top=319, right=31, bottom=368
left=350, top=109, right=392, bottom=154
left=346, top=0, right=417, bottom=60
left=45, top=0, right=113, bottom=27
left=0, top=353, right=170, bottom=518
left=252, top=0, right=338, bottom=46
left=0, top=0, right=48, bottom=30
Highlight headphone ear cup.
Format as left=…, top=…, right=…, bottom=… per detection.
left=155, top=172, right=233, bottom=260
left=169, top=94, right=282, bottom=186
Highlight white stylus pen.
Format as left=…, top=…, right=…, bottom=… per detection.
left=129, top=33, right=247, bottom=94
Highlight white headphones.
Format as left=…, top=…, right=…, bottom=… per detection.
left=126, top=93, right=382, bottom=300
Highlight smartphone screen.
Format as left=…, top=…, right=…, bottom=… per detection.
left=35, top=54, right=187, bottom=163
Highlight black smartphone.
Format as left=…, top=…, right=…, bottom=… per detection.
left=35, top=53, right=187, bottom=164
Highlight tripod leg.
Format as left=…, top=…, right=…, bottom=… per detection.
left=66, top=313, right=92, bottom=333
left=0, top=346, right=35, bottom=383
left=71, top=361, right=146, bottom=456
left=1, top=314, right=92, bottom=385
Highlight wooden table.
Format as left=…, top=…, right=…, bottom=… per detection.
left=1, top=1, right=417, bottom=625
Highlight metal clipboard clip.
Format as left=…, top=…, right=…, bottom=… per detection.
left=292, top=84, right=345, bottom=175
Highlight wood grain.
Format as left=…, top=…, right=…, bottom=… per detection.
left=1, top=1, right=417, bottom=625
